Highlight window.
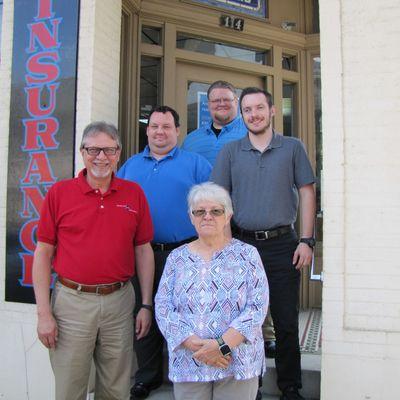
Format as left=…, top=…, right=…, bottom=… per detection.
left=282, top=82, right=297, bottom=137
left=282, top=54, right=297, bottom=71
left=141, top=26, right=162, bottom=45
left=139, top=56, right=161, bottom=151
left=177, top=34, right=270, bottom=65
left=313, top=56, right=322, bottom=216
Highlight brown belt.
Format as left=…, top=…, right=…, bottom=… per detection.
left=58, top=276, right=127, bottom=295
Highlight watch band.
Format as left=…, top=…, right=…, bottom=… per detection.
left=299, top=237, right=315, bottom=249
left=141, top=304, right=153, bottom=312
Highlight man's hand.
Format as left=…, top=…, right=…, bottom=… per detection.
left=37, top=312, right=58, bottom=349
left=135, top=307, right=152, bottom=339
left=292, top=242, right=313, bottom=270
left=193, top=339, right=231, bottom=369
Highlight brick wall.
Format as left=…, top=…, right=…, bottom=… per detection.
left=320, top=0, right=400, bottom=398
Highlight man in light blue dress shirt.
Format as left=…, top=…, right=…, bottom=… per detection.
left=181, top=80, right=247, bottom=166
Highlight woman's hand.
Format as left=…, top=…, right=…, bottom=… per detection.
left=193, top=339, right=231, bottom=368
left=182, top=335, right=203, bottom=352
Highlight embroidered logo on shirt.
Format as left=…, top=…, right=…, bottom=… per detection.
left=116, top=204, right=137, bottom=213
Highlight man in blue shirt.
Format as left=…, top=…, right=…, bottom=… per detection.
left=118, top=105, right=211, bottom=399
left=181, top=80, right=247, bottom=166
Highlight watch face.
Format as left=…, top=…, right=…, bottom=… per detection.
left=220, top=343, right=231, bottom=356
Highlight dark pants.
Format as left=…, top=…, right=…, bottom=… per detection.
left=234, top=230, right=302, bottom=392
left=132, top=249, right=170, bottom=386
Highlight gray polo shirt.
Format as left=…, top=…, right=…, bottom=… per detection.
left=211, top=132, right=315, bottom=231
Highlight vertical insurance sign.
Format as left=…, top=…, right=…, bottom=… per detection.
left=5, top=0, right=80, bottom=303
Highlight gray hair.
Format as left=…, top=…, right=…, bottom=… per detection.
left=80, top=121, right=122, bottom=149
left=188, top=182, right=233, bottom=216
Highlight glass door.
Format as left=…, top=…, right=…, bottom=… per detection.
left=175, top=63, right=266, bottom=140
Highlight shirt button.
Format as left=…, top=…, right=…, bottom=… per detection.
left=100, top=205, right=104, bottom=209
left=101, top=197, right=104, bottom=200
left=95, top=190, right=99, bottom=193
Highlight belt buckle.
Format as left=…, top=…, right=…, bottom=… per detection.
left=95, top=285, right=102, bottom=295
left=255, top=230, right=268, bottom=240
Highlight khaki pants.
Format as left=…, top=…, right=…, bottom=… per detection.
left=174, top=376, right=258, bottom=400
left=50, top=281, right=135, bottom=400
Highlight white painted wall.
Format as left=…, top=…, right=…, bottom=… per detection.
left=0, top=1, right=122, bottom=399
left=320, top=0, right=400, bottom=399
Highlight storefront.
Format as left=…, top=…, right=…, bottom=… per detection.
left=3, top=1, right=399, bottom=399
left=119, top=0, right=323, bottom=308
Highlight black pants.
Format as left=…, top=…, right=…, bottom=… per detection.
left=234, top=230, right=302, bottom=392
left=132, top=249, right=170, bottom=386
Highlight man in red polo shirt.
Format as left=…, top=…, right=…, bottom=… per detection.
left=32, top=121, right=155, bottom=400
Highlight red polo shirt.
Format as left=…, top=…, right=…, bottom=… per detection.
left=37, top=169, right=153, bottom=284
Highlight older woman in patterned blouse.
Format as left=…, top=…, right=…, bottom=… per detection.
left=155, top=182, right=269, bottom=400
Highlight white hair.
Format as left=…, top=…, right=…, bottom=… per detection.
left=187, top=182, right=233, bottom=216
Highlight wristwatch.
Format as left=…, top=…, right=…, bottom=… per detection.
left=299, top=237, right=316, bottom=249
left=141, top=304, right=153, bottom=312
left=216, top=337, right=232, bottom=356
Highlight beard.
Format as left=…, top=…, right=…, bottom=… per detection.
left=213, top=111, right=235, bottom=126
left=89, top=165, right=112, bottom=178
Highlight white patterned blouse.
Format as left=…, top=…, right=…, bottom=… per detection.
left=155, top=238, right=269, bottom=383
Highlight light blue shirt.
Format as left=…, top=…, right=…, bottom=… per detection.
left=117, top=146, right=211, bottom=243
left=155, top=239, right=269, bottom=382
left=181, top=116, right=247, bottom=166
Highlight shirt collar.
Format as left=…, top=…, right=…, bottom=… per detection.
left=206, top=115, right=241, bottom=134
left=77, top=169, right=119, bottom=194
left=143, top=145, right=179, bottom=160
left=240, top=130, right=283, bottom=151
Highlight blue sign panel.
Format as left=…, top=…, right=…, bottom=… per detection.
left=197, top=92, right=212, bottom=129
left=189, top=0, right=267, bottom=19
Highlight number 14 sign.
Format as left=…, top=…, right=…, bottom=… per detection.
left=220, top=15, right=245, bottom=31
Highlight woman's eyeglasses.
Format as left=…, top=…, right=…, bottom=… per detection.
left=191, top=209, right=225, bottom=217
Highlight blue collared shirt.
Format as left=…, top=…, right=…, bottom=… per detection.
left=181, top=116, right=248, bottom=166
left=117, top=146, right=211, bottom=243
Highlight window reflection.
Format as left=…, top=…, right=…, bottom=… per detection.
left=177, top=34, right=270, bottom=65
left=139, top=56, right=161, bottom=151
left=282, top=82, right=297, bottom=137
left=141, top=26, right=162, bottom=45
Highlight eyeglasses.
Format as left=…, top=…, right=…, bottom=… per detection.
left=191, top=209, right=225, bottom=217
left=209, top=98, right=235, bottom=105
left=83, top=147, right=119, bottom=156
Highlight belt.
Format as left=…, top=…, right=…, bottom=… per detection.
left=151, top=237, right=196, bottom=252
left=234, top=225, right=293, bottom=241
left=58, top=276, right=127, bottom=295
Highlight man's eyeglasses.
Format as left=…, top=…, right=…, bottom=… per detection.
left=209, top=98, right=235, bottom=105
left=83, top=147, right=119, bottom=156
left=191, top=209, right=225, bottom=217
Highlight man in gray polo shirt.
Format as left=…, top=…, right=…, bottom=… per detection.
left=211, top=87, right=315, bottom=400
